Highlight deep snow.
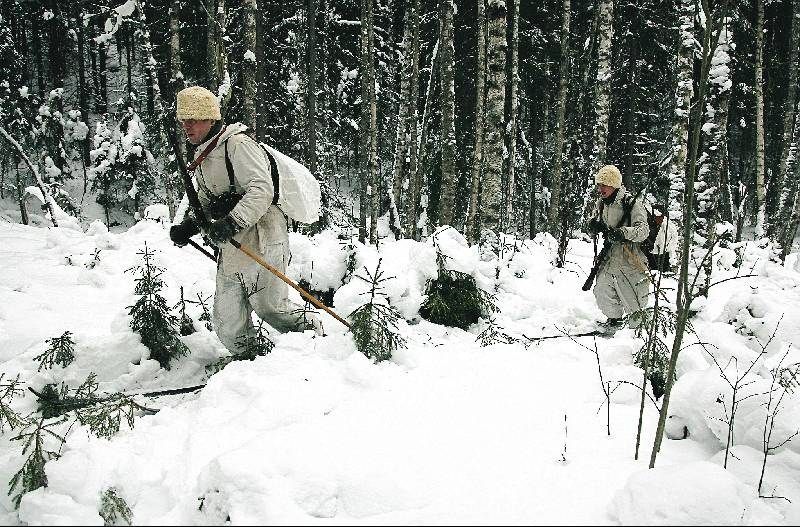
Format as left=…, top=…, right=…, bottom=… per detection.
left=0, top=215, right=799, bottom=525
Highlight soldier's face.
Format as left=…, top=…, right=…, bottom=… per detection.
left=596, top=184, right=616, bottom=199
left=181, top=119, right=215, bottom=145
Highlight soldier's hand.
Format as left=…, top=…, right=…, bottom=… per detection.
left=606, top=227, right=625, bottom=243
left=207, top=216, right=240, bottom=246
left=169, top=217, right=199, bottom=247
left=587, top=217, right=606, bottom=235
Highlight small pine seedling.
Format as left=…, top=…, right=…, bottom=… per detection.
left=8, top=415, right=68, bottom=508
left=34, top=331, right=76, bottom=371
left=206, top=322, right=275, bottom=375
left=126, top=243, right=189, bottom=370
left=99, top=487, right=133, bottom=526
left=0, top=373, right=25, bottom=433
left=175, top=286, right=196, bottom=336
left=348, top=259, right=406, bottom=362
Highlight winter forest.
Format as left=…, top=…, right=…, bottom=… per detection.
left=1, top=0, right=800, bottom=524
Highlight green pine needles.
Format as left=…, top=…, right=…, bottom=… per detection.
left=34, top=331, right=76, bottom=371
left=206, top=322, right=275, bottom=375
left=8, top=416, right=67, bottom=508
left=349, top=259, right=406, bottom=362
left=419, top=269, right=495, bottom=329
left=419, top=245, right=496, bottom=330
left=127, top=243, right=188, bottom=370
left=99, top=487, right=133, bottom=525
left=0, top=373, right=24, bottom=433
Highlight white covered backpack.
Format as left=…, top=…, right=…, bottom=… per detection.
left=223, top=134, right=321, bottom=224
left=260, top=144, right=321, bottom=224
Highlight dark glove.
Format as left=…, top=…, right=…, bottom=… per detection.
left=587, top=218, right=606, bottom=235
left=206, top=216, right=240, bottom=246
left=169, top=217, right=200, bottom=247
left=606, top=227, right=625, bottom=243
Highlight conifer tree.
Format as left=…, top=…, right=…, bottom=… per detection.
left=0, top=373, right=24, bottom=433
left=33, top=331, right=76, bottom=371
left=349, top=259, right=406, bottom=363
left=8, top=416, right=67, bottom=509
left=419, top=236, right=496, bottom=329
left=99, top=487, right=133, bottom=526
left=126, top=243, right=188, bottom=370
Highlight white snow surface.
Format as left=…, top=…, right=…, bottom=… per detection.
left=1, top=217, right=800, bottom=525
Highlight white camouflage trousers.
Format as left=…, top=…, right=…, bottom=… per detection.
left=212, top=241, right=309, bottom=352
left=593, top=267, right=649, bottom=322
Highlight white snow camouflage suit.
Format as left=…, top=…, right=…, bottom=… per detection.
left=193, top=122, right=315, bottom=351
left=589, top=185, right=650, bottom=321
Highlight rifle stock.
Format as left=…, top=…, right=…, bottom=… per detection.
left=582, top=242, right=611, bottom=291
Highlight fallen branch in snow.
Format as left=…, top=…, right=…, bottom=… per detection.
left=521, top=329, right=603, bottom=345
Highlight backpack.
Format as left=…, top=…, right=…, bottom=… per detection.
left=224, top=136, right=321, bottom=224
left=622, top=195, right=676, bottom=272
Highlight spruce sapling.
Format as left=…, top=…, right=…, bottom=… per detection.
left=126, top=243, right=188, bottom=370
left=420, top=237, right=496, bottom=329
left=206, top=322, right=275, bottom=375
left=0, top=373, right=25, bottom=432
left=8, top=416, right=68, bottom=508
left=175, top=286, right=195, bottom=336
left=349, top=259, right=406, bottom=362
left=33, top=331, right=76, bottom=371
left=189, top=292, right=214, bottom=332
left=99, top=487, right=133, bottom=526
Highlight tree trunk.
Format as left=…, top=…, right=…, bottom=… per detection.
left=359, top=0, right=378, bottom=244
left=306, top=0, right=320, bottom=170
left=466, top=0, right=486, bottom=244
left=754, top=0, right=766, bottom=238
left=650, top=0, right=722, bottom=468
left=546, top=0, right=570, bottom=236
left=504, top=0, right=520, bottom=234
left=480, top=0, right=508, bottom=237
left=437, top=0, right=457, bottom=228
left=777, top=0, right=800, bottom=254
left=405, top=0, right=422, bottom=240
left=391, top=3, right=415, bottom=236
left=664, top=0, right=694, bottom=226
left=590, top=0, right=613, bottom=178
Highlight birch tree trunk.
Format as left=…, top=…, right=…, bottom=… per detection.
left=504, top=0, right=520, bottom=233
left=546, top=0, right=570, bottom=235
left=466, top=0, right=486, bottom=244
left=242, top=0, right=258, bottom=132
left=405, top=0, right=422, bottom=240
left=664, top=0, right=694, bottom=225
left=437, top=0, right=457, bottom=228
left=359, top=0, right=378, bottom=244
left=754, top=0, right=766, bottom=238
left=480, top=0, right=507, bottom=237
left=391, top=5, right=414, bottom=231
left=412, top=38, right=440, bottom=241
left=590, top=0, right=613, bottom=179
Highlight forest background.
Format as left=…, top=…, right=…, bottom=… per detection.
left=1, top=0, right=799, bottom=259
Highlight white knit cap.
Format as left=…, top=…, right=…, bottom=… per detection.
left=595, top=165, right=622, bottom=188
left=176, top=86, right=221, bottom=121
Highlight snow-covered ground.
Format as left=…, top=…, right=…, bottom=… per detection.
left=1, top=215, right=799, bottom=525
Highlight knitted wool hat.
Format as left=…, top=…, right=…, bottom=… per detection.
left=176, top=86, right=221, bottom=121
left=595, top=164, right=622, bottom=188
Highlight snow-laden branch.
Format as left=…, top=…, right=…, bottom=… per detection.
left=94, top=0, right=137, bottom=44
left=0, top=125, right=59, bottom=227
